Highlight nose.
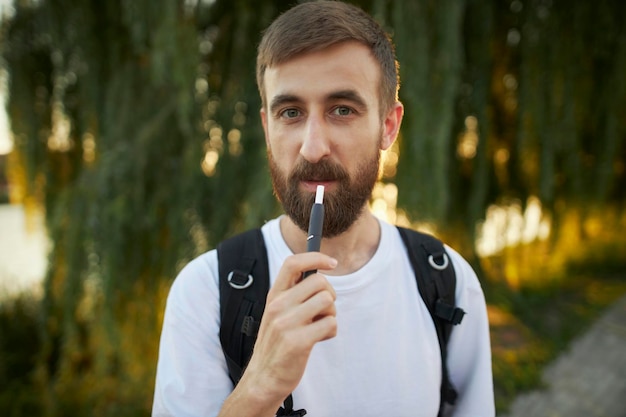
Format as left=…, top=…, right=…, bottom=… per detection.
left=299, top=113, right=331, bottom=163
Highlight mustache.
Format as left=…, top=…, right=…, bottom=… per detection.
left=288, top=159, right=349, bottom=182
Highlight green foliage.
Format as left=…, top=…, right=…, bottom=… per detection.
left=2, top=1, right=282, bottom=414
left=0, top=156, right=8, bottom=203
left=0, top=291, right=42, bottom=416
left=393, top=0, right=467, bottom=222
left=0, top=0, right=625, bottom=415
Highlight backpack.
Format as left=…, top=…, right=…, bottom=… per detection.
left=217, top=226, right=465, bottom=417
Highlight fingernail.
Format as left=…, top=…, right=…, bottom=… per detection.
left=329, top=258, right=338, bottom=268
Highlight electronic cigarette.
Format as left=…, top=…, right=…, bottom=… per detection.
left=302, top=185, right=325, bottom=278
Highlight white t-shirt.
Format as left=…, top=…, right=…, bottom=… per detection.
left=152, top=217, right=494, bottom=417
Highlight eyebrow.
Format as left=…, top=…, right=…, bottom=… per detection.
left=269, top=94, right=301, bottom=115
left=327, top=90, right=368, bottom=111
left=268, top=89, right=369, bottom=115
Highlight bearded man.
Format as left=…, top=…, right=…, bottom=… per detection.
left=152, top=2, right=494, bottom=417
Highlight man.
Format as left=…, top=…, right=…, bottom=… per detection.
left=152, top=2, right=494, bottom=416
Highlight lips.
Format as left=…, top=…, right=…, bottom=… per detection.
left=301, top=179, right=334, bottom=192
left=304, top=176, right=334, bottom=182
left=289, top=159, right=348, bottom=194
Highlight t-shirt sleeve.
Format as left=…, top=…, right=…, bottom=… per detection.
left=152, top=250, right=233, bottom=417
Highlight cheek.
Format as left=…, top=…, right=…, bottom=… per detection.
left=267, top=141, right=296, bottom=177
left=268, top=141, right=296, bottom=171
left=267, top=129, right=308, bottom=171
left=343, top=124, right=383, bottom=157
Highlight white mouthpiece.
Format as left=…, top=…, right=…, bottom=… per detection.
left=315, top=185, right=325, bottom=204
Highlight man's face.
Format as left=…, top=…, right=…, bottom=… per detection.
left=261, top=41, right=402, bottom=237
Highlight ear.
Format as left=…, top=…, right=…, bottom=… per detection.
left=260, top=107, right=270, bottom=148
left=380, top=101, right=404, bottom=151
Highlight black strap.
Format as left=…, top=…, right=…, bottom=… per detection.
left=218, top=229, right=270, bottom=385
left=397, top=226, right=465, bottom=416
left=276, top=394, right=307, bottom=416
left=218, top=229, right=303, bottom=416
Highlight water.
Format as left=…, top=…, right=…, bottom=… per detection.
left=0, top=204, right=47, bottom=299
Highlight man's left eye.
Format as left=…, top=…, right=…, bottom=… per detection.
left=282, top=108, right=301, bottom=118
left=332, top=106, right=353, bottom=116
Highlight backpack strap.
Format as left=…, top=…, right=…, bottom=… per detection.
left=218, top=229, right=269, bottom=384
left=396, top=226, right=465, bottom=417
left=217, top=229, right=306, bottom=417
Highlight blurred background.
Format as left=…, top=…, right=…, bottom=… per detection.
left=0, top=0, right=624, bottom=415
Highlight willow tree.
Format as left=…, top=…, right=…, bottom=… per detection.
left=390, top=0, right=467, bottom=224
left=388, top=0, right=626, bottom=244
left=481, top=0, right=626, bottom=247
left=2, top=0, right=281, bottom=415
left=515, top=0, right=626, bottom=206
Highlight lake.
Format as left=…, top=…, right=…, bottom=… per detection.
left=0, top=204, right=47, bottom=299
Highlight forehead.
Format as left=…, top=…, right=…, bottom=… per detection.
left=263, top=41, right=381, bottom=107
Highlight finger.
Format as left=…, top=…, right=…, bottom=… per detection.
left=265, top=298, right=337, bottom=354
left=272, top=285, right=337, bottom=336
left=295, top=314, right=338, bottom=343
left=285, top=273, right=336, bottom=305
left=307, top=289, right=337, bottom=324
left=270, top=253, right=337, bottom=293
left=263, top=275, right=335, bottom=329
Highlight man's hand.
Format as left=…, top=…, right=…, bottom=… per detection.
left=218, top=252, right=338, bottom=417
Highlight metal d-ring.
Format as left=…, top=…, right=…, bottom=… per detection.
left=227, top=271, right=254, bottom=289
left=428, top=253, right=449, bottom=271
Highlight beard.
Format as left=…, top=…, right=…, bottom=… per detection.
left=268, top=147, right=381, bottom=239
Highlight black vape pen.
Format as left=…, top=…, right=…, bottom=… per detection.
left=302, top=185, right=325, bottom=278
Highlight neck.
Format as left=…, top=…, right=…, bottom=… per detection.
left=280, top=209, right=381, bottom=275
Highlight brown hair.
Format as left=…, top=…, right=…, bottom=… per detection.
left=256, top=0, right=399, bottom=114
